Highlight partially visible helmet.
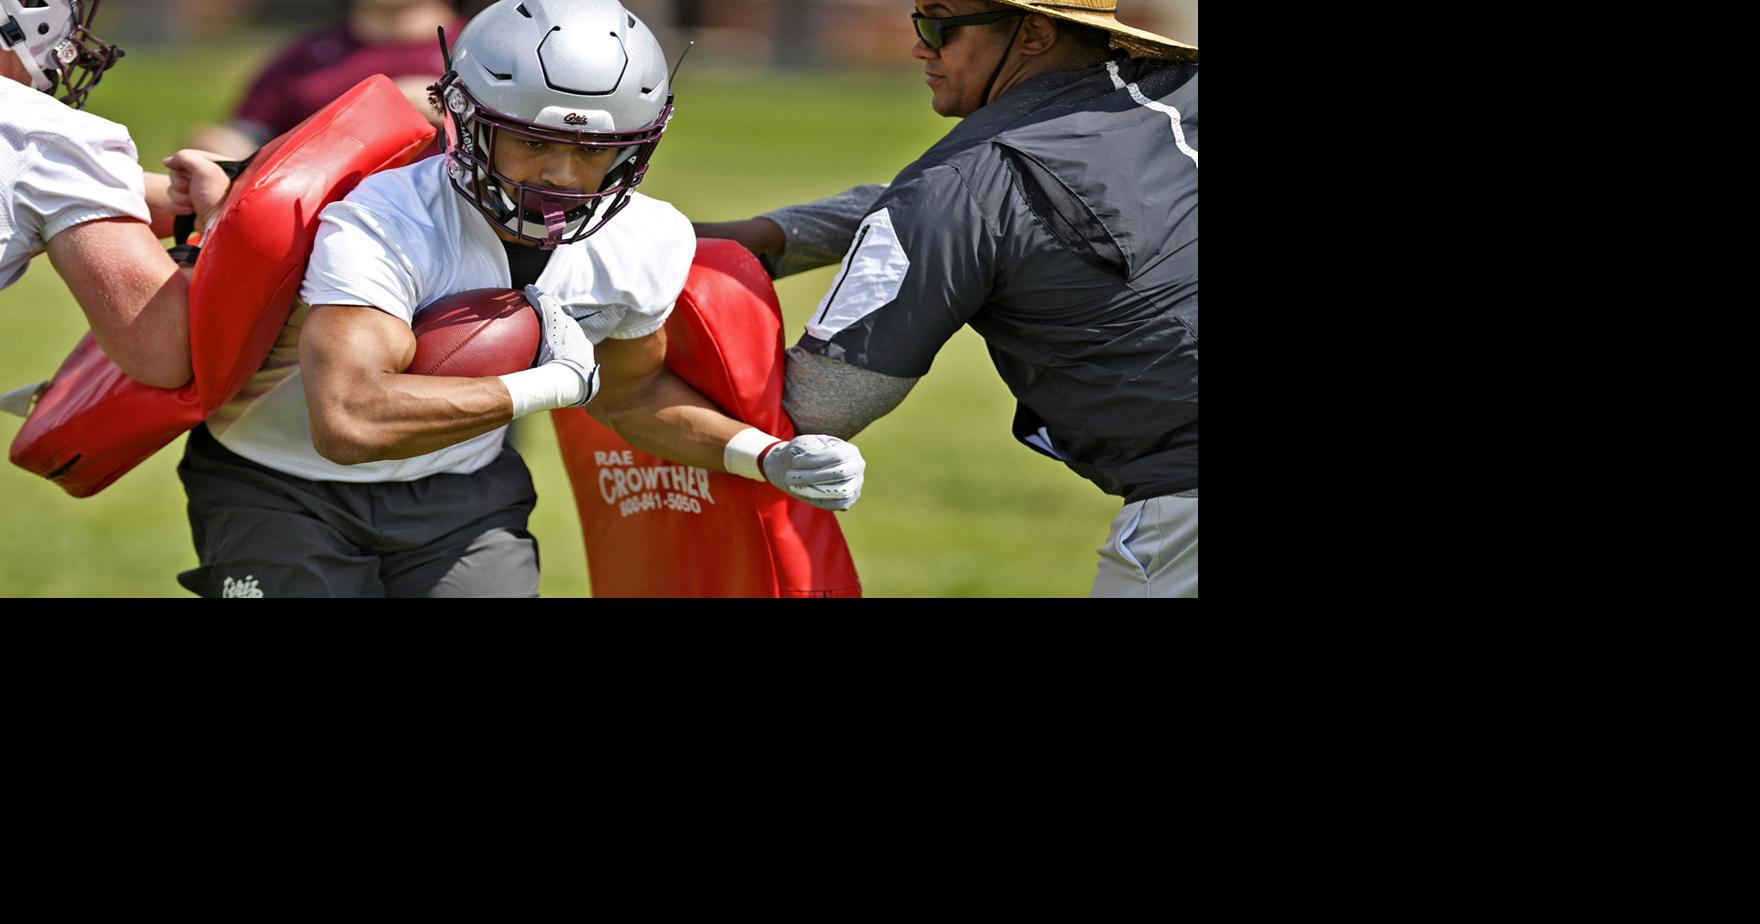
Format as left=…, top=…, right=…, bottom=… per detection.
left=436, top=0, right=673, bottom=249
left=0, top=0, right=122, bottom=109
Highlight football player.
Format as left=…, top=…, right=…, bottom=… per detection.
left=174, top=0, right=867, bottom=598
left=1, top=0, right=230, bottom=389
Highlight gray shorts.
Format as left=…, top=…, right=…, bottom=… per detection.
left=1090, top=494, right=1198, bottom=598
left=176, top=425, right=540, bottom=598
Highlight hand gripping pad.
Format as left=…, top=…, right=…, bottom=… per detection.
left=10, top=75, right=437, bottom=497
left=551, top=239, right=862, bottom=597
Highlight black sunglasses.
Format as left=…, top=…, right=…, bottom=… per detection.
left=911, top=10, right=1025, bottom=50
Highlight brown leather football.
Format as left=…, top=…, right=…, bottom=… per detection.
left=408, top=288, right=541, bottom=378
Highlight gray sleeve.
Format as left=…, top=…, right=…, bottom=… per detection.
left=782, top=345, right=917, bottom=440
left=759, top=183, right=888, bottom=279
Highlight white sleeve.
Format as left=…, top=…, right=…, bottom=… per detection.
left=22, top=127, right=150, bottom=244
left=605, top=297, right=674, bottom=341
left=603, top=201, right=693, bottom=341
left=299, top=200, right=425, bottom=324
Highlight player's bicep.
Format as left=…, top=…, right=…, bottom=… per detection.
left=585, top=328, right=668, bottom=421
left=300, top=305, right=418, bottom=394
left=300, top=205, right=423, bottom=323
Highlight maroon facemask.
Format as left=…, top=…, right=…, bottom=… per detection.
left=50, top=0, right=123, bottom=109
left=438, top=72, right=673, bottom=250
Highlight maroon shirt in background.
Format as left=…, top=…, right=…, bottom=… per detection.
left=232, top=19, right=466, bottom=154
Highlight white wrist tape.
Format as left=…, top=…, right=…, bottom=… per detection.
left=724, top=427, right=784, bottom=482
left=500, top=362, right=589, bottom=419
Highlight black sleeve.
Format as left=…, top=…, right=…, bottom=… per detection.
left=795, top=162, right=995, bottom=379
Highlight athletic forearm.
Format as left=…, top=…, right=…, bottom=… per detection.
left=300, top=303, right=517, bottom=464
left=587, top=370, right=747, bottom=472
left=307, top=372, right=514, bottom=464
left=691, top=217, right=784, bottom=257
left=105, top=265, right=195, bottom=388
left=87, top=269, right=194, bottom=388
left=587, top=337, right=867, bottom=511
left=583, top=329, right=864, bottom=512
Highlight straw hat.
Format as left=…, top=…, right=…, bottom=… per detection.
left=988, top=1, right=1198, bottom=63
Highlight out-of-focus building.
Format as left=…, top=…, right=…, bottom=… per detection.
left=641, top=0, right=1194, bottom=71
left=102, top=0, right=1193, bottom=71
left=90, top=0, right=476, bottom=44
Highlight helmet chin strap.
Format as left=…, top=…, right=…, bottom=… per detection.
left=490, top=183, right=590, bottom=251
left=502, top=150, right=643, bottom=250
left=978, top=14, right=1027, bottom=111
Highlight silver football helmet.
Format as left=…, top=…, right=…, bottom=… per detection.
left=436, top=0, right=673, bottom=249
left=0, top=0, right=121, bottom=109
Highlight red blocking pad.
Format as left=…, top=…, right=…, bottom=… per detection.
left=552, top=239, right=861, bottom=597
left=11, top=75, right=437, bottom=497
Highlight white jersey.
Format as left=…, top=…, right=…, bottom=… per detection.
left=208, top=155, right=695, bottom=483
left=0, top=77, right=151, bottom=290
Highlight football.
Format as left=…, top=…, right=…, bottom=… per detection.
left=408, top=288, right=542, bottom=378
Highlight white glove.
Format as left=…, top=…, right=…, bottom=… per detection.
left=761, top=434, right=866, bottom=511
left=500, top=283, right=600, bottom=418
left=528, top=284, right=598, bottom=403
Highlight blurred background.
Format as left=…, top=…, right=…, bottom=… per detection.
left=0, top=0, right=1196, bottom=597
left=105, top=1, right=1193, bottom=69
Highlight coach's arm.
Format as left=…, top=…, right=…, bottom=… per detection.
left=694, top=183, right=887, bottom=280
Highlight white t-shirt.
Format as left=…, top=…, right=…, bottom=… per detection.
left=207, top=155, right=695, bottom=482
left=0, top=77, right=151, bottom=290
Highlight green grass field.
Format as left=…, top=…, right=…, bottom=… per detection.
left=0, top=44, right=1119, bottom=597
